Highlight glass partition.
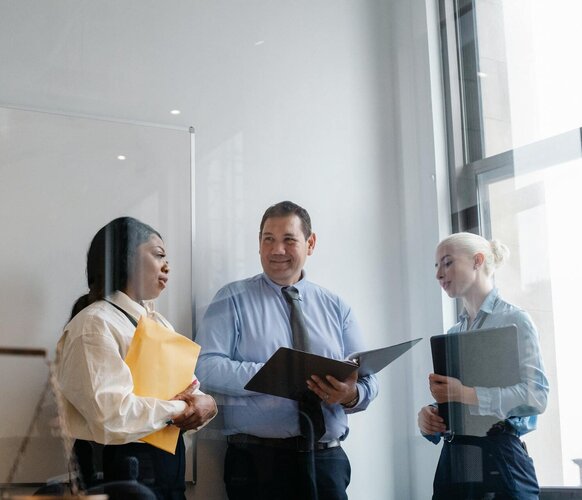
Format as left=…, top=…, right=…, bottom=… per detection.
left=441, top=0, right=582, bottom=492
left=0, top=106, right=193, bottom=493
left=477, top=129, right=582, bottom=486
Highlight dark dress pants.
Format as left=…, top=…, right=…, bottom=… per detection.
left=102, top=433, right=186, bottom=500
left=224, top=442, right=351, bottom=500
left=433, top=434, right=539, bottom=500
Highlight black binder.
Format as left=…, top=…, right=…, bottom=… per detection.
left=430, top=325, right=520, bottom=436
left=244, top=338, right=421, bottom=401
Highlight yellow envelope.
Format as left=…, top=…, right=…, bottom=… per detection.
left=125, top=315, right=201, bottom=454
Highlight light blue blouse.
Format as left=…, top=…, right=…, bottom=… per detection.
left=425, top=288, right=549, bottom=443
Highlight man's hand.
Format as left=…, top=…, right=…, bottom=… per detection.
left=429, top=373, right=477, bottom=405
left=170, top=382, right=218, bottom=431
left=418, top=405, right=446, bottom=435
left=306, top=370, right=358, bottom=406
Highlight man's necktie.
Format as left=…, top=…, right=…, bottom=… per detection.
left=281, top=286, right=326, bottom=442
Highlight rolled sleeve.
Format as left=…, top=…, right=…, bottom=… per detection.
left=340, top=308, right=379, bottom=414
left=470, top=313, right=548, bottom=420
left=196, top=287, right=263, bottom=396
left=56, top=320, right=186, bottom=445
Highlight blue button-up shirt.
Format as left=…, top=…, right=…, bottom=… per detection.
left=195, top=272, right=378, bottom=441
left=425, top=288, right=549, bottom=443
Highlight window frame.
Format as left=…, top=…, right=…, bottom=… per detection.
left=438, top=0, right=582, bottom=488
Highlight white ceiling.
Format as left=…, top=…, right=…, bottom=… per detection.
left=0, top=1, right=254, bottom=126
left=0, top=0, right=381, bottom=129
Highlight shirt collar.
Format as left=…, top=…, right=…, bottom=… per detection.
left=261, top=271, right=307, bottom=297
left=458, top=287, right=499, bottom=322
left=107, top=290, right=147, bottom=321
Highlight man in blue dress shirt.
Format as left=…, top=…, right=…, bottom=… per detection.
left=196, top=200, right=378, bottom=500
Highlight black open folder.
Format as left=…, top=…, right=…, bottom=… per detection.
left=244, top=338, right=422, bottom=401
left=430, top=325, right=520, bottom=436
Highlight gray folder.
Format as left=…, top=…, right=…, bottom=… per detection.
left=348, top=338, right=422, bottom=376
left=430, top=324, right=520, bottom=436
left=244, top=338, right=422, bottom=401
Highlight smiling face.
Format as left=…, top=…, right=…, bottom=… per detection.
left=434, top=243, right=481, bottom=299
left=124, top=234, right=170, bottom=302
left=259, top=215, right=316, bottom=286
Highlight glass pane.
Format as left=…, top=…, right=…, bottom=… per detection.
left=474, top=0, right=582, bottom=158
left=0, top=106, right=193, bottom=489
left=478, top=145, right=582, bottom=486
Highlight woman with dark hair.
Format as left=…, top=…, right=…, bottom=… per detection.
left=55, top=217, right=217, bottom=500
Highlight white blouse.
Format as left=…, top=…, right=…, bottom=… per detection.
left=55, top=291, right=202, bottom=445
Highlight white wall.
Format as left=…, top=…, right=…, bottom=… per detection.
left=191, top=3, right=408, bottom=497
left=385, top=0, right=455, bottom=498
left=191, top=1, right=451, bottom=497
left=0, top=1, right=450, bottom=498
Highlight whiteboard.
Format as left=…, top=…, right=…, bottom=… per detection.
left=0, top=107, right=193, bottom=483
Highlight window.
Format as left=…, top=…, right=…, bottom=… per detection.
left=440, top=0, right=582, bottom=486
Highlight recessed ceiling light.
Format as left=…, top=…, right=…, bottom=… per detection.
left=117, top=155, right=126, bottom=160
left=255, top=40, right=265, bottom=46
left=170, top=109, right=181, bottom=115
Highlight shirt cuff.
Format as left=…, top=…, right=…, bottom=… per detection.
left=471, top=386, right=492, bottom=415
left=341, top=385, right=361, bottom=409
left=167, top=400, right=187, bottom=417
left=422, top=431, right=442, bottom=444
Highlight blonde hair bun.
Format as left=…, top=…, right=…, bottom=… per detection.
left=490, top=239, right=510, bottom=268
left=438, top=232, right=510, bottom=277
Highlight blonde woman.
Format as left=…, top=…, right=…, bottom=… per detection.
left=418, top=232, right=548, bottom=499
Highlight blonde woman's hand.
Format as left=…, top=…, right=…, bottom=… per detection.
left=418, top=405, right=446, bottom=435
left=429, top=373, right=477, bottom=405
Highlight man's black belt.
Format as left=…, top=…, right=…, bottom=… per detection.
left=227, top=433, right=341, bottom=452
